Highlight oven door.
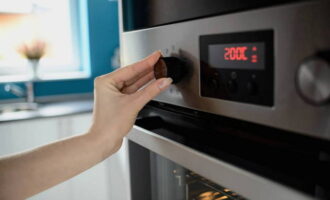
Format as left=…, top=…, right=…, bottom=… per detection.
left=129, top=140, right=248, bottom=200
left=128, top=128, right=310, bottom=200
left=126, top=103, right=330, bottom=200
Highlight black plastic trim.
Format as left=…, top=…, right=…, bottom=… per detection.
left=135, top=101, right=330, bottom=199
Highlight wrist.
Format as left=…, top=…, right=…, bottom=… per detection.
left=85, top=127, right=123, bottom=160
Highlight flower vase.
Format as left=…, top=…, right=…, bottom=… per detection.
left=29, top=59, right=40, bottom=81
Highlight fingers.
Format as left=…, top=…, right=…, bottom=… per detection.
left=133, top=78, right=172, bottom=109
left=121, top=71, right=154, bottom=94
left=129, top=51, right=162, bottom=73
left=122, top=66, right=153, bottom=87
left=106, top=51, right=162, bottom=90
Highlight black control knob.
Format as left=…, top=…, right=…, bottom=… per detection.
left=154, top=57, right=186, bottom=84
left=296, top=54, right=330, bottom=105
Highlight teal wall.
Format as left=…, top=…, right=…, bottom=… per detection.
left=0, top=0, right=119, bottom=100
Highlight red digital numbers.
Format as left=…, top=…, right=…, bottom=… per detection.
left=223, top=46, right=259, bottom=63
left=224, top=46, right=248, bottom=61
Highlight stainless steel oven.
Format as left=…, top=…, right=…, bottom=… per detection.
left=118, top=0, right=330, bottom=199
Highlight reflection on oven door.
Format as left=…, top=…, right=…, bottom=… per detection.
left=150, top=152, right=247, bottom=200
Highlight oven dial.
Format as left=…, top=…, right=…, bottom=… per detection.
left=154, top=57, right=186, bottom=83
left=296, top=55, right=330, bottom=105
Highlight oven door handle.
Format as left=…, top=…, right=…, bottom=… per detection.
left=127, top=125, right=314, bottom=200
left=135, top=116, right=164, bottom=130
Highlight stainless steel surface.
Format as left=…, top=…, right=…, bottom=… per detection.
left=25, top=81, right=35, bottom=103
left=119, top=1, right=330, bottom=140
left=127, top=126, right=314, bottom=200
left=0, top=100, right=93, bottom=123
left=296, top=57, right=330, bottom=105
left=5, top=81, right=36, bottom=104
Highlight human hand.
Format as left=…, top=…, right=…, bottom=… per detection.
left=0, top=52, right=171, bottom=200
left=89, top=51, right=172, bottom=152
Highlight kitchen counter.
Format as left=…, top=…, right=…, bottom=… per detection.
left=0, top=100, right=93, bottom=123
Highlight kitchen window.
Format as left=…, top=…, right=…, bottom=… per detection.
left=0, top=0, right=90, bottom=83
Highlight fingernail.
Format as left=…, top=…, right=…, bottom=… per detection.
left=154, top=50, right=162, bottom=56
left=158, top=78, right=173, bottom=89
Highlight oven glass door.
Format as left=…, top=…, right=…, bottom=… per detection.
left=129, top=140, right=247, bottom=200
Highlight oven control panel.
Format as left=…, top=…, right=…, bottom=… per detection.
left=200, top=30, right=274, bottom=106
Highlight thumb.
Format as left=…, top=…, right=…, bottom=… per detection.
left=134, top=78, right=172, bottom=108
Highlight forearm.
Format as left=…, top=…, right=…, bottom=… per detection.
left=0, top=131, right=121, bottom=200
left=0, top=51, right=170, bottom=200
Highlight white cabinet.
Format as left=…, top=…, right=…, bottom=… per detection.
left=0, top=113, right=131, bottom=200
left=0, top=118, right=59, bottom=157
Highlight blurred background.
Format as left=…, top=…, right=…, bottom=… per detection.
left=0, top=0, right=119, bottom=100
left=0, top=1, right=123, bottom=199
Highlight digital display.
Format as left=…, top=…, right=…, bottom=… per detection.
left=200, top=30, right=274, bottom=106
left=208, top=43, right=265, bottom=70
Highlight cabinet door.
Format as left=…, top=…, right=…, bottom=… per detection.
left=68, top=113, right=131, bottom=200
left=66, top=113, right=112, bottom=200
left=0, top=113, right=131, bottom=200
left=0, top=118, right=59, bottom=157
left=0, top=117, right=71, bottom=200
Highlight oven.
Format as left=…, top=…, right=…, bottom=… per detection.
left=118, top=0, right=330, bottom=199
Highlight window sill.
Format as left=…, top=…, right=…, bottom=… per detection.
left=0, top=71, right=90, bottom=83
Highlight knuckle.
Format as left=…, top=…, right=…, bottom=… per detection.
left=94, top=76, right=107, bottom=88
left=94, top=77, right=102, bottom=86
